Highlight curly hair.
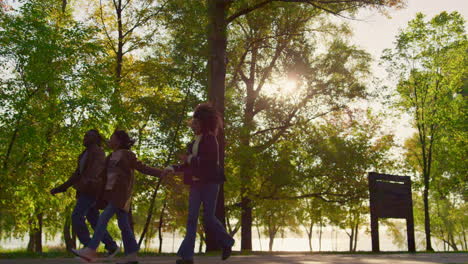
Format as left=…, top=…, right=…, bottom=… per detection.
left=193, top=103, right=222, bottom=135
left=112, top=130, right=136, bottom=150
left=87, top=129, right=103, bottom=147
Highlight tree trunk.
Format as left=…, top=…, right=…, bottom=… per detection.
left=138, top=181, right=162, bottom=247
left=109, top=0, right=123, bottom=119
left=462, top=224, right=467, bottom=251
left=64, top=213, right=75, bottom=251
left=241, top=193, right=252, bottom=251
left=268, top=228, right=277, bottom=252
left=2, top=127, right=19, bottom=172
left=27, top=221, right=34, bottom=252
left=268, top=235, right=274, bottom=252
left=206, top=0, right=229, bottom=252
left=449, top=233, right=459, bottom=251
left=349, top=226, right=354, bottom=252
left=353, top=223, right=359, bottom=252
left=27, top=213, right=43, bottom=253
left=158, top=199, right=167, bottom=253
left=423, top=172, right=434, bottom=251
left=116, top=0, right=123, bottom=84
left=417, top=120, right=434, bottom=252
left=238, top=87, right=256, bottom=252
left=61, top=0, right=67, bottom=12
left=307, top=223, right=313, bottom=252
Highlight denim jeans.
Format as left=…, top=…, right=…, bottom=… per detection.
left=177, top=183, right=234, bottom=260
left=72, top=194, right=118, bottom=251
left=88, top=203, right=139, bottom=255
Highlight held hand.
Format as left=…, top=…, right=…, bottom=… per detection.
left=160, top=170, right=169, bottom=184
left=162, top=168, right=172, bottom=177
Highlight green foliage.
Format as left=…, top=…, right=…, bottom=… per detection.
left=0, top=0, right=113, bottom=243
left=0, top=0, right=464, bottom=254
left=382, top=11, right=467, bottom=251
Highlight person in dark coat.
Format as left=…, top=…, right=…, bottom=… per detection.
left=50, top=129, right=119, bottom=257
left=165, top=103, right=234, bottom=264
left=72, top=130, right=165, bottom=264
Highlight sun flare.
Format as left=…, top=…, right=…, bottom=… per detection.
left=282, top=79, right=297, bottom=94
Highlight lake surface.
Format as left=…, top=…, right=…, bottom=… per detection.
left=0, top=224, right=442, bottom=252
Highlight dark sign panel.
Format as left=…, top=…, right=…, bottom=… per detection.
left=368, top=172, right=416, bottom=252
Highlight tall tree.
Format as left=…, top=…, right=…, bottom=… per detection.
left=88, top=0, right=166, bottom=121
left=225, top=7, right=381, bottom=251
left=0, top=0, right=113, bottom=251
left=204, top=0, right=404, bottom=251
left=382, top=11, right=467, bottom=251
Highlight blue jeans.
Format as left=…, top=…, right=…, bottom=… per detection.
left=88, top=203, right=139, bottom=255
left=72, top=194, right=117, bottom=251
left=177, top=183, right=234, bottom=260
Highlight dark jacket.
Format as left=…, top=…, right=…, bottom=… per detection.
left=55, top=144, right=106, bottom=199
left=102, top=149, right=162, bottom=212
left=173, top=134, right=225, bottom=185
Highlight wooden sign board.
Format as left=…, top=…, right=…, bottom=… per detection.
left=368, top=172, right=416, bottom=252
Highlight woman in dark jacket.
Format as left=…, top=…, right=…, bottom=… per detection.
left=72, top=130, right=164, bottom=264
left=166, top=103, right=234, bottom=264
left=50, top=130, right=119, bottom=257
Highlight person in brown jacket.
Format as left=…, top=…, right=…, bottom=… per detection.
left=50, top=129, right=119, bottom=257
left=72, top=130, right=165, bottom=264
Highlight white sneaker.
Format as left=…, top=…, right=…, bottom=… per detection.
left=71, top=247, right=98, bottom=262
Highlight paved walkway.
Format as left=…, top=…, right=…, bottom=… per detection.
left=1, top=253, right=467, bottom=264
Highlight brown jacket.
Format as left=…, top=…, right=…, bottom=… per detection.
left=56, top=144, right=106, bottom=199
left=102, top=149, right=162, bottom=212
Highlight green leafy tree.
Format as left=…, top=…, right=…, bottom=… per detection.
left=382, top=11, right=467, bottom=251
left=0, top=0, right=113, bottom=252
left=292, top=109, right=395, bottom=251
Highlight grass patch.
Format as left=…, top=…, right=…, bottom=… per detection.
left=0, top=249, right=73, bottom=259
left=226, top=250, right=468, bottom=255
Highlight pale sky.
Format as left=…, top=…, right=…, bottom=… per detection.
left=342, top=0, right=467, bottom=143
left=348, top=0, right=467, bottom=63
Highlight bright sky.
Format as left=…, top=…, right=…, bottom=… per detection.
left=348, top=0, right=467, bottom=63
left=341, top=0, right=467, bottom=143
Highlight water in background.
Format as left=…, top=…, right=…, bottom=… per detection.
left=0, top=224, right=439, bottom=252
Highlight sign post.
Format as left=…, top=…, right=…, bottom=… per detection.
left=368, top=172, right=416, bottom=252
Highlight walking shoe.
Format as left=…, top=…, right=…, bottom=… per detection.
left=222, top=246, right=232, bottom=260
left=176, top=259, right=194, bottom=264
left=222, top=239, right=235, bottom=260
left=71, top=247, right=98, bottom=262
left=105, top=246, right=121, bottom=258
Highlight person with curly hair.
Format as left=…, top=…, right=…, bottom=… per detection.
left=165, top=103, right=235, bottom=264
